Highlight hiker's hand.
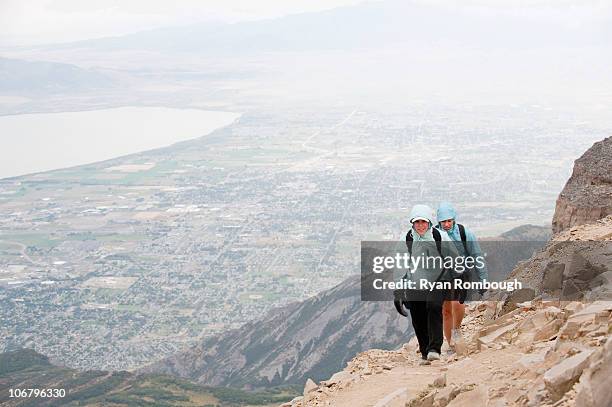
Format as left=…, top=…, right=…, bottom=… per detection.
left=394, top=299, right=409, bottom=317
left=393, top=290, right=409, bottom=317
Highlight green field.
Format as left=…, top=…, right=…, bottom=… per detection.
left=0, top=349, right=298, bottom=407
left=0, top=234, right=60, bottom=249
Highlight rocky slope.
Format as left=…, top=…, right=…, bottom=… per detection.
left=283, top=138, right=612, bottom=407
left=552, top=137, right=612, bottom=234
left=283, top=216, right=612, bottom=407
left=141, top=276, right=412, bottom=388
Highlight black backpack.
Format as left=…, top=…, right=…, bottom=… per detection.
left=457, top=223, right=468, bottom=253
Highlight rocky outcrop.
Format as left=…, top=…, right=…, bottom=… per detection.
left=552, top=137, right=612, bottom=233
left=503, top=216, right=612, bottom=304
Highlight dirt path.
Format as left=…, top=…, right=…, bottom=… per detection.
left=305, top=344, right=525, bottom=407
left=329, top=367, right=439, bottom=407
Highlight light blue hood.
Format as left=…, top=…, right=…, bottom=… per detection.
left=404, top=204, right=459, bottom=284
left=437, top=202, right=457, bottom=223
left=409, top=204, right=435, bottom=226
left=434, top=202, right=490, bottom=282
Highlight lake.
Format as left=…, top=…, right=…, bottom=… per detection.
left=0, top=107, right=240, bottom=179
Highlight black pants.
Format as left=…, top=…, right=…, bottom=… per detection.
left=407, top=289, right=447, bottom=358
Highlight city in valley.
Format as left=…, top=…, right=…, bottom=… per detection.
left=0, top=103, right=604, bottom=370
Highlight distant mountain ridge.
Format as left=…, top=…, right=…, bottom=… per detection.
left=0, top=57, right=114, bottom=94
left=498, top=224, right=551, bottom=241
left=44, top=0, right=601, bottom=55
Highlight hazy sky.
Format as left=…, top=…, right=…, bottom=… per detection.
left=0, top=0, right=609, bottom=46
left=0, top=0, right=372, bottom=46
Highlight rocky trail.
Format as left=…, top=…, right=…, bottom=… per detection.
left=285, top=298, right=611, bottom=407
left=282, top=216, right=612, bottom=407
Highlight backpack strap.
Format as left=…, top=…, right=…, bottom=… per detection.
left=405, top=230, right=413, bottom=254
left=406, top=228, right=442, bottom=257
left=431, top=228, right=446, bottom=283
left=457, top=223, right=468, bottom=254
left=431, top=228, right=443, bottom=257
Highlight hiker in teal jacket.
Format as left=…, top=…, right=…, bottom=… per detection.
left=435, top=201, right=488, bottom=351
left=396, top=204, right=459, bottom=363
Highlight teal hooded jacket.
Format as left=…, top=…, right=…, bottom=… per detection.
left=435, top=202, right=489, bottom=282
left=403, top=204, right=460, bottom=285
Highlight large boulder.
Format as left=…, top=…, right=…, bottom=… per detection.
left=303, top=378, right=318, bottom=396
left=446, top=385, right=488, bottom=407
left=543, top=349, right=594, bottom=401
left=552, top=137, right=612, bottom=234
left=575, top=337, right=612, bottom=407
left=541, top=261, right=565, bottom=291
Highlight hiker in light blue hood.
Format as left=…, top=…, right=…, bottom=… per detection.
left=435, top=201, right=488, bottom=352
left=435, top=202, right=488, bottom=282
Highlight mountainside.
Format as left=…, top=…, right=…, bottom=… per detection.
left=285, top=271, right=611, bottom=406
left=552, top=136, right=612, bottom=234
left=283, top=217, right=612, bottom=406
left=141, top=277, right=412, bottom=387
left=0, top=349, right=297, bottom=406
left=142, top=225, right=548, bottom=388
left=281, top=138, right=612, bottom=407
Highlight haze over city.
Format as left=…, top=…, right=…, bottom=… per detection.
left=0, top=1, right=611, bottom=405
